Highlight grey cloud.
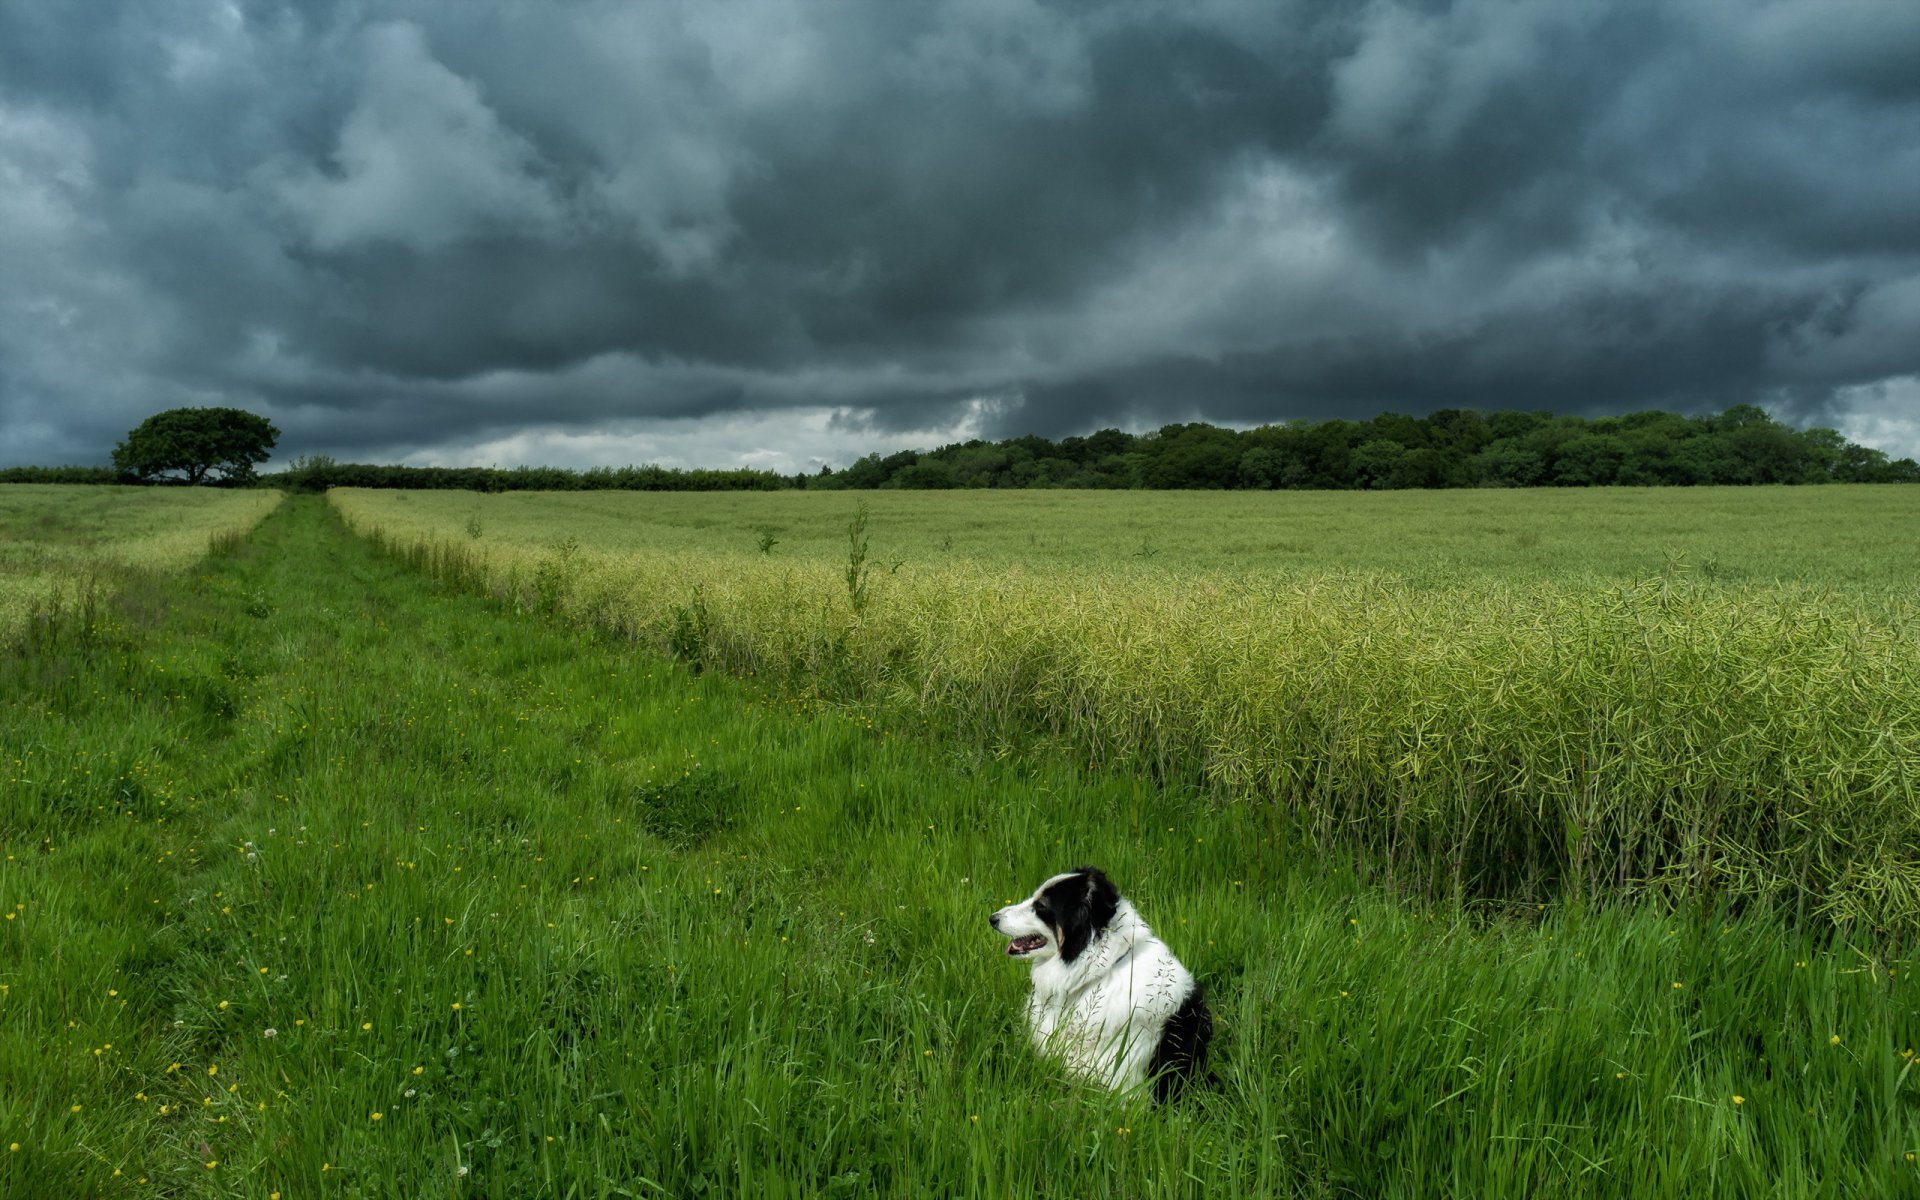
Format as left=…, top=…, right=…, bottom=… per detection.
left=2, top=0, right=1917, bottom=469
left=1011, top=284, right=1804, bottom=439
left=274, top=23, right=566, bottom=254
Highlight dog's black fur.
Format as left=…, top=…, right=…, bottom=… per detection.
left=1146, top=986, right=1214, bottom=1102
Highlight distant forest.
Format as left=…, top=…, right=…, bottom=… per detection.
left=818, top=405, right=1918, bottom=491
left=5, top=404, right=1915, bottom=491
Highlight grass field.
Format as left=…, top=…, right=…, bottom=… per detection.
left=2, top=493, right=1915, bottom=1197
left=330, top=486, right=1920, bottom=933
left=335, top=485, right=1920, bottom=587
left=0, top=486, right=282, bottom=643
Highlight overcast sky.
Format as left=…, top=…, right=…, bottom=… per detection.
left=3, top=0, right=1917, bottom=473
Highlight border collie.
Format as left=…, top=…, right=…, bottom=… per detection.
left=990, top=866, right=1211, bottom=1101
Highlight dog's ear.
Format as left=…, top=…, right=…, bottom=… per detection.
left=1050, top=867, right=1120, bottom=963
left=1076, top=867, right=1119, bottom=931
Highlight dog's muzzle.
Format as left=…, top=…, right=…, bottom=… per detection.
left=991, top=909, right=1048, bottom=956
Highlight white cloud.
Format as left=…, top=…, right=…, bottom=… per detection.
left=1826, top=375, right=1920, bottom=461
left=386, top=403, right=1001, bottom=474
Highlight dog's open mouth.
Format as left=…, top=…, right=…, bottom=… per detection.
left=1006, top=934, right=1047, bottom=956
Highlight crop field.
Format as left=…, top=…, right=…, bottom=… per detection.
left=0, top=486, right=282, bottom=643
left=338, top=485, right=1920, bottom=586
left=332, top=486, right=1920, bottom=930
left=2, top=488, right=1917, bottom=1197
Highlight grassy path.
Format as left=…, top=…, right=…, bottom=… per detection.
left=1, top=497, right=1915, bottom=1198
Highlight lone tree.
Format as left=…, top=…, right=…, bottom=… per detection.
left=112, top=407, right=280, bottom=484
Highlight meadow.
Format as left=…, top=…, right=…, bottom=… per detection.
left=334, top=485, right=1920, bottom=586
left=0, top=486, right=282, bottom=643
left=1, top=491, right=1915, bottom=1197
left=330, top=486, right=1920, bottom=932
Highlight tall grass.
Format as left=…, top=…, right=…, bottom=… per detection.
left=0, top=485, right=282, bottom=643
left=2, top=497, right=1915, bottom=1198
left=331, top=488, right=1920, bottom=932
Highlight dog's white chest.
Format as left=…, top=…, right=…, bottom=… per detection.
left=1025, top=930, right=1192, bottom=1090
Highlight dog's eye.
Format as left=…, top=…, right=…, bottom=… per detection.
left=1033, top=903, right=1051, bottom=921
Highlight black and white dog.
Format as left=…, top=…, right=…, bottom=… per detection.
left=990, top=866, right=1211, bottom=1101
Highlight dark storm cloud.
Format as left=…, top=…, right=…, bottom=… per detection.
left=1009, top=279, right=1819, bottom=437
left=2, top=0, right=1917, bottom=470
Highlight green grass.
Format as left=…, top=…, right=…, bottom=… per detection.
left=2, top=496, right=1916, bottom=1197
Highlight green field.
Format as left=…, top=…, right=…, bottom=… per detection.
left=0, top=486, right=282, bottom=642
left=337, top=485, right=1920, bottom=587
left=2, top=488, right=1917, bottom=1197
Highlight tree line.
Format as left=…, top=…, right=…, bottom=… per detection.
left=3, top=404, right=1914, bottom=491
left=269, top=457, right=790, bottom=492
left=820, top=405, right=1918, bottom=490
left=0, top=456, right=788, bottom=491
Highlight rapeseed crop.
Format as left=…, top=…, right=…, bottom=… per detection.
left=333, top=487, right=1920, bottom=930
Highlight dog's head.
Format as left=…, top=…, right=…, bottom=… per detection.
left=989, top=866, right=1121, bottom=965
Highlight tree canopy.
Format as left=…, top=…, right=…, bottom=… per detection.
left=811, top=406, right=1920, bottom=491
left=111, top=407, right=280, bottom=484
